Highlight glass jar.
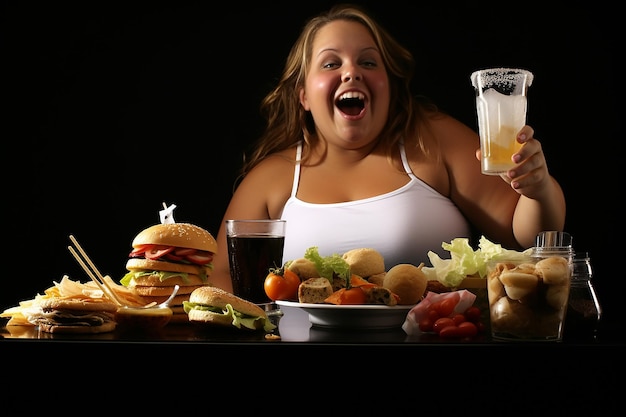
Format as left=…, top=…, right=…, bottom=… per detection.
left=527, top=231, right=573, bottom=341
left=487, top=231, right=572, bottom=341
left=564, top=252, right=602, bottom=341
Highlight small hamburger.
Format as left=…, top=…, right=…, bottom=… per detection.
left=120, top=222, right=218, bottom=323
left=183, top=286, right=276, bottom=332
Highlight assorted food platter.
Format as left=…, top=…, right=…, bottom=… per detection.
left=275, top=300, right=415, bottom=329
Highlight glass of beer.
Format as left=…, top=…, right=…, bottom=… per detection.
left=225, top=219, right=286, bottom=304
left=470, top=68, right=534, bottom=175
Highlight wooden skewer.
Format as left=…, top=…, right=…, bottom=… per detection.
left=68, top=235, right=125, bottom=307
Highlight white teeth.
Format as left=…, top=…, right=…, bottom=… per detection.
left=338, top=91, right=365, bottom=101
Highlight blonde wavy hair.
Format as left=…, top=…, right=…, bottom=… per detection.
left=239, top=3, right=438, bottom=180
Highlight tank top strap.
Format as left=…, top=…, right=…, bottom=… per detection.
left=399, top=139, right=418, bottom=180
left=290, top=141, right=303, bottom=198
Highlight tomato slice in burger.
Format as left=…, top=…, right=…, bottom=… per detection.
left=185, top=252, right=214, bottom=265
left=174, top=248, right=196, bottom=256
left=144, top=245, right=175, bottom=260
left=164, top=253, right=184, bottom=261
left=129, top=244, right=151, bottom=257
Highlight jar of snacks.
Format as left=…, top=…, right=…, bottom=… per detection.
left=487, top=231, right=573, bottom=341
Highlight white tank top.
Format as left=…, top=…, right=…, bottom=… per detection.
left=280, top=141, right=471, bottom=269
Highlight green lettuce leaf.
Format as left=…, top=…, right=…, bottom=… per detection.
left=304, top=246, right=351, bottom=283
left=182, top=301, right=276, bottom=332
left=422, top=236, right=532, bottom=287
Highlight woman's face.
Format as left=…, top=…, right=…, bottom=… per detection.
left=299, top=20, right=390, bottom=149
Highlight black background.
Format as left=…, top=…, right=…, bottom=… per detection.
left=2, top=1, right=621, bottom=336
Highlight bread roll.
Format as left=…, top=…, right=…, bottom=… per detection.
left=383, top=263, right=427, bottom=305
left=364, top=286, right=398, bottom=306
left=298, top=277, right=333, bottom=304
left=367, top=272, right=386, bottom=286
left=342, top=248, right=385, bottom=278
left=287, top=258, right=319, bottom=280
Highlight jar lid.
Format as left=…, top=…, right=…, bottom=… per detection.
left=533, top=231, right=574, bottom=256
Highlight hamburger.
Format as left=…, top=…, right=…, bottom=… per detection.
left=120, top=222, right=218, bottom=323
left=183, top=286, right=276, bottom=332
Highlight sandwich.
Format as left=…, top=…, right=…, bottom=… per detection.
left=183, top=286, right=276, bottom=332
left=120, top=222, right=218, bottom=323
left=2, top=275, right=119, bottom=334
left=30, top=297, right=118, bottom=334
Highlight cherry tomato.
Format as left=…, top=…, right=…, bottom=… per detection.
left=419, top=317, right=434, bottom=332
left=432, top=317, right=455, bottom=334
left=464, top=306, right=482, bottom=323
left=452, top=313, right=466, bottom=325
left=457, top=321, right=478, bottom=337
left=439, top=325, right=462, bottom=338
left=438, top=293, right=461, bottom=317
left=264, top=267, right=300, bottom=301
left=431, top=299, right=452, bottom=317
left=427, top=308, right=440, bottom=322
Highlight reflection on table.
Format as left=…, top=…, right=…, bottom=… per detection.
left=2, top=302, right=615, bottom=345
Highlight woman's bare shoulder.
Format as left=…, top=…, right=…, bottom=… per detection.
left=233, top=147, right=297, bottom=218
left=247, top=147, right=298, bottom=177
left=426, top=112, right=479, bottom=146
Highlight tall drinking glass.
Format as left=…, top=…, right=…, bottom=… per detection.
left=225, top=219, right=286, bottom=305
left=470, top=68, right=533, bottom=175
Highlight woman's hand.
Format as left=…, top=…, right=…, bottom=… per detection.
left=475, top=125, right=553, bottom=200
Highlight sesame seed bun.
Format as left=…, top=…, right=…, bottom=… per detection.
left=184, top=286, right=271, bottom=330
left=188, top=286, right=266, bottom=318
left=132, top=223, right=218, bottom=254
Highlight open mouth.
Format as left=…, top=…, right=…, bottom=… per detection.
left=336, top=91, right=365, bottom=116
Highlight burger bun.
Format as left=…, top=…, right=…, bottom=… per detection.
left=185, top=286, right=269, bottom=330
left=132, top=222, right=218, bottom=253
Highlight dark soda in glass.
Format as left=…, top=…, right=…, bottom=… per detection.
left=227, top=235, right=285, bottom=304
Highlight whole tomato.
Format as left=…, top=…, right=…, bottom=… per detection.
left=264, top=266, right=301, bottom=301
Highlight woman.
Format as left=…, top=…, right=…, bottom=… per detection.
left=209, top=4, right=565, bottom=293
